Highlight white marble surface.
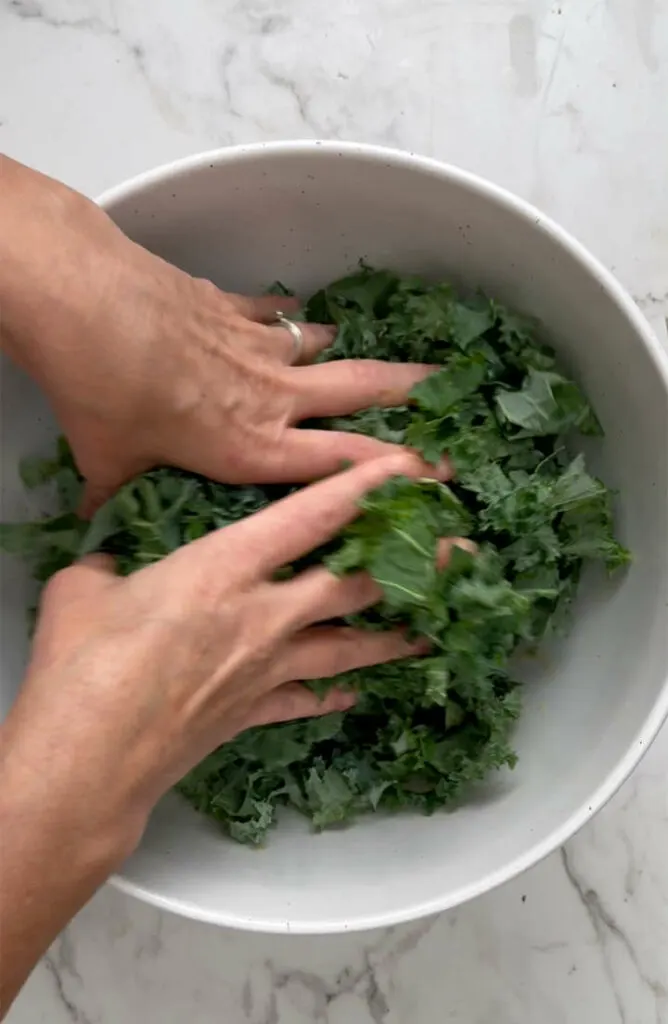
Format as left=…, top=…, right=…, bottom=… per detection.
left=1, top=0, right=667, bottom=1021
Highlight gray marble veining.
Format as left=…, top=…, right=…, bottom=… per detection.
left=1, top=0, right=667, bottom=1020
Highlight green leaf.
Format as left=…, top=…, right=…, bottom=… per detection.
left=560, top=496, right=630, bottom=570
left=495, top=370, right=600, bottom=437
left=448, top=298, right=494, bottom=349
left=19, top=455, right=60, bottom=489
left=368, top=516, right=436, bottom=609
left=79, top=498, right=122, bottom=556
left=0, top=521, right=45, bottom=556
left=551, top=454, right=605, bottom=509
left=304, top=764, right=357, bottom=828
left=410, top=355, right=487, bottom=418
left=227, top=801, right=275, bottom=846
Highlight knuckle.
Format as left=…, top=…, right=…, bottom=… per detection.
left=354, top=359, right=386, bottom=384
left=195, top=277, right=224, bottom=303
left=348, top=571, right=380, bottom=604
left=282, top=688, right=306, bottom=719
left=39, top=566, right=79, bottom=609
left=307, top=324, right=335, bottom=345
left=328, top=628, right=362, bottom=675
left=319, top=568, right=346, bottom=602
left=377, top=450, right=421, bottom=476
left=329, top=572, right=378, bottom=617
left=338, top=626, right=363, bottom=644
left=43, top=565, right=75, bottom=594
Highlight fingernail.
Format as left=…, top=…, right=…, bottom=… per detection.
left=435, top=457, right=453, bottom=480
left=436, top=536, right=478, bottom=569
left=333, top=690, right=356, bottom=711
left=453, top=537, right=478, bottom=554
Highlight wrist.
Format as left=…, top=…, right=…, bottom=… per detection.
left=0, top=158, right=81, bottom=351
left=0, top=711, right=148, bottom=875
left=0, top=157, right=124, bottom=391
left=0, top=707, right=148, bottom=1014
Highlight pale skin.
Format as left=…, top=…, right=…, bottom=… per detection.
left=0, top=156, right=460, bottom=1015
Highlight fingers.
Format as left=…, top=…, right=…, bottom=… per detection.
left=224, top=292, right=301, bottom=323
left=290, top=360, right=437, bottom=419
left=248, top=545, right=477, bottom=731
left=275, top=567, right=383, bottom=628
left=217, top=287, right=336, bottom=363
left=219, top=452, right=429, bottom=576
left=245, top=682, right=355, bottom=730
left=262, top=322, right=335, bottom=365
left=437, top=536, right=477, bottom=568
left=283, top=625, right=428, bottom=681
left=278, top=537, right=478, bottom=628
left=259, top=427, right=451, bottom=485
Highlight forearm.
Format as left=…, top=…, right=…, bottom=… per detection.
left=0, top=157, right=89, bottom=376
left=0, top=155, right=152, bottom=433
left=0, top=710, right=143, bottom=1017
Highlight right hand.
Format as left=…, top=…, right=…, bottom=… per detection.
left=2, top=454, right=434, bottom=857
left=0, top=157, right=443, bottom=515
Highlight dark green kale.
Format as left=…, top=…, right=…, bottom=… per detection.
left=1, top=266, right=629, bottom=845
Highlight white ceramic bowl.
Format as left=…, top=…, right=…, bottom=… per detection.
left=2, top=143, right=667, bottom=933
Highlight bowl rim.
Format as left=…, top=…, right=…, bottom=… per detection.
left=100, top=140, right=668, bottom=933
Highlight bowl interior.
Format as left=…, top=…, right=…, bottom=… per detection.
left=2, top=145, right=667, bottom=931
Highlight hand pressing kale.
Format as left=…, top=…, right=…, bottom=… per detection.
left=1, top=267, right=629, bottom=844
left=0, top=158, right=438, bottom=517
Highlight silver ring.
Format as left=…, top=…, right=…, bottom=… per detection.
left=274, top=311, right=304, bottom=364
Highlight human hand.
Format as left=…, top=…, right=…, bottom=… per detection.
left=0, top=158, right=440, bottom=515
left=2, top=453, right=438, bottom=859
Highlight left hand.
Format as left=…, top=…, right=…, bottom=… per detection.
left=0, top=452, right=439, bottom=1013
left=2, top=454, right=432, bottom=852
left=0, top=158, right=443, bottom=514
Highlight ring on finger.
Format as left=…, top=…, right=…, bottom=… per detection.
left=274, top=311, right=304, bottom=365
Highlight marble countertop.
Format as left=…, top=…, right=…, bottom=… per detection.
left=2, top=1, right=667, bottom=1021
